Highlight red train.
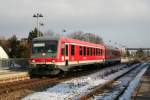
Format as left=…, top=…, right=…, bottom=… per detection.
left=30, top=36, right=121, bottom=75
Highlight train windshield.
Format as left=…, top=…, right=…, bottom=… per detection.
left=32, top=40, right=58, bottom=58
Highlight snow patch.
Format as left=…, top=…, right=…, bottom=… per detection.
left=23, top=64, right=139, bottom=100
left=119, top=63, right=148, bottom=100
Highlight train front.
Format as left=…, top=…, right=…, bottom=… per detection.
left=29, top=37, right=60, bottom=75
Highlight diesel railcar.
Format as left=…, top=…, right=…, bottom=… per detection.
left=29, top=36, right=121, bottom=75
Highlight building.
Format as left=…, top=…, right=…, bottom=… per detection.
left=0, top=46, right=9, bottom=59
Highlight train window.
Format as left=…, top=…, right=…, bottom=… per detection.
left=92, top=48, right=94, bottom=56
left=61, top=48, right=65, bottom=55
left=91, top=48, right=93, bottom=56
left=90, top=48, right=92, bottom=56
left=89, top=48, right=91, bottom=56
left=96, top=48, right=98, bottom=56
left=94, top=48, right=95, bottom=56
left=100, top=49, right=103, bottom=56
left=71, top=45, right=75, bottom=56
left=80, top=46, right=82, bottom=55
left=84, top=47, right=86, bottom=56
left=66, top=45, right=68, bottom=56
left=87, top=48, right=89, bottom=56
left=99, top=49, right=101, bottom=56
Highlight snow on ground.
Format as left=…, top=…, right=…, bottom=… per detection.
left=93, top=63, right=148, bottom=100
left=22, top=64, right=139, bottom=100
left=119, top=63, right=148, bottom=100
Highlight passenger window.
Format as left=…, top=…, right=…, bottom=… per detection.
left=93, top=48, right=94, bottom=56
left=87, top=48, right=89, bottom=56
left=71, top=45, right=75, bottom=56
left=89, top=48, right=91, bottom=56
left=100, top=49, right=103, bottom=56
left=94, top=48, right=95, bottom=56
left=96, top=48, right=98, bottom=56
left=80, top=46, right=82, bottom=55
left=98, top=49, right=100, bottom=56
left=91, top=48, right=92, bottom=56
left=84, top=47, right=86, bottom=56
left=65, top=45, right=68, bottom=56
left=90, top=48, right=92, bottom=56
left=61, top=48, right=65, bottom=55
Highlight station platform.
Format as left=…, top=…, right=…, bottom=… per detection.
left=0, top=69, right=29, bottom=83
left=133, top=65, right=150, bottom=100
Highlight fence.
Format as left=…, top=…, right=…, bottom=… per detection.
left=0, top=58, right=30, bottom=70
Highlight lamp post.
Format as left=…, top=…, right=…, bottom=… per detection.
left=33, top=13, right=43, bottom=37
left=62, top=29, right=66, bottom=37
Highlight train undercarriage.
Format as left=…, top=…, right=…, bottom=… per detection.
left=29, top=60, right=121, bottom=77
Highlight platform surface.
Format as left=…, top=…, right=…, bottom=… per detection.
left=134, top=66, right=150, bottom=100
left=0, top=69, right=28, bottom=81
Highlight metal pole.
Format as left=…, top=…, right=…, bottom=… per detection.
left=33, top=13, right=43, bottom=37
left=37, top=15, right=39, bottom=37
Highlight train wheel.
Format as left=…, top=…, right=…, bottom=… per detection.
left=58, top=71, right=67, bottom=79
left=50, top=69, right=60, bottom=75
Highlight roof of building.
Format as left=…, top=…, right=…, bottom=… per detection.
left=0, top=46, right=9, bottom=59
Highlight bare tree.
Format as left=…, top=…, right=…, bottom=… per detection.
left=67, top=31, right=104, bottom=44
left=43, top=30, right=61, bottom=38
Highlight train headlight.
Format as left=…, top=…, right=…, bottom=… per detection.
left=32, top=60, right=35, bottom=62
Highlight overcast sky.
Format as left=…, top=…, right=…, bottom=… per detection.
left=0, top=0, right=150, bottom=48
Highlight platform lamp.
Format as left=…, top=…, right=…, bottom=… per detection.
left=33, top=13, right=43, bottom=37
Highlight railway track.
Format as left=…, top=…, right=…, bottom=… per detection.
left=0, top=64, right=115, bottom=100
left=79, top=63, right=141, bottom=100
left=82, top=63, right=149, bottom=100
left=0, top=77, right=60, bottom=100
left=0, top=62, right=139, bottom=100
left=23, top=63, right=140, bottom=100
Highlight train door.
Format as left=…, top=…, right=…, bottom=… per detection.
left=65, top=44, right=69, bottom=66
left=70, top=45, right=75, bottom=63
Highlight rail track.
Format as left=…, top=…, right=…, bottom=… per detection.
left=0, top=77, right=60, bottom=100
left=22, top=62, right=140, bottom=100
left=0, top=62, right=139, bottom=100
left=80, top=63, right=149, bottom=100
left=0, top=64, right=112, bottom=100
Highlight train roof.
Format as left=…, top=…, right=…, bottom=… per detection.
left=33, top=36, right=60, bottom=41
left=33, top=36, right=102, bottom=46
left=33, top=36, right=120, bottom=50
left=60, top=37, right=105, bottom=48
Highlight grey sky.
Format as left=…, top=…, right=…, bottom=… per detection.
left=0, top=0, right=150, bottom=48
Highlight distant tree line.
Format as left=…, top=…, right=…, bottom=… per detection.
left=0, top=35, right=30, bottom=58
left=0, top=28, right=104, bottom=58
left=67, top=31, right=104, bottom=44
left=124, top=48, right=150, bottom=59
